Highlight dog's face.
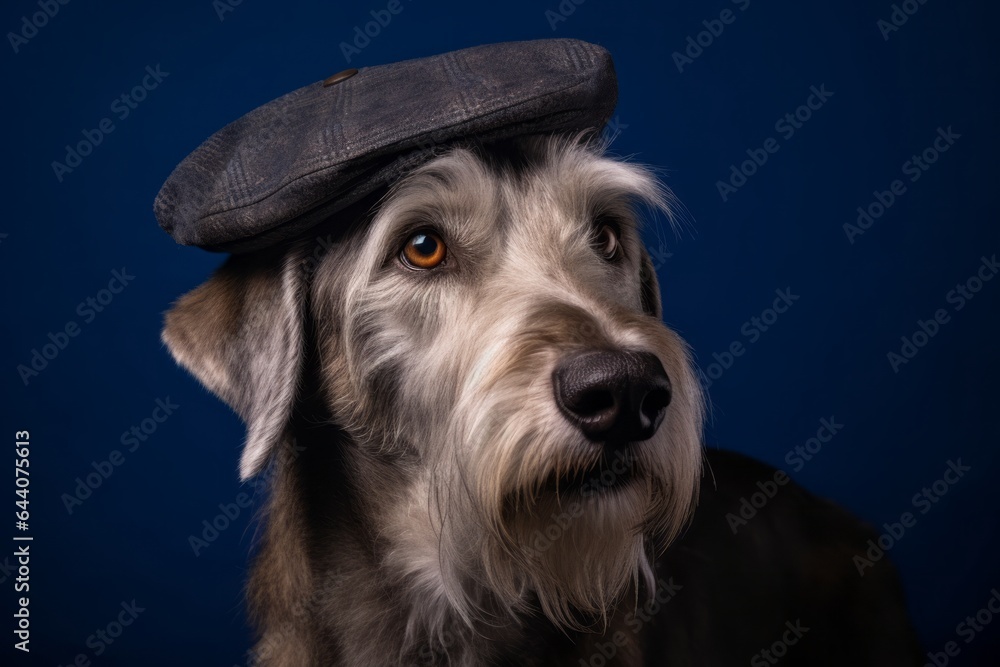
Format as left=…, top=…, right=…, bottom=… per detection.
left=164, top=136, right=703, bottom=631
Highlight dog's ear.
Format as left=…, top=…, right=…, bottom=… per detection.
left=639, top=246, right=663, bottom=319
left=162, top=247, right=306, bottom=480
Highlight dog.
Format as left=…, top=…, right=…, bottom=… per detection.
left=163, top=134, right=922, bottom=665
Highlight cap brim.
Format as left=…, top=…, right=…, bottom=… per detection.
left=153, top=38, right=618, bottom=253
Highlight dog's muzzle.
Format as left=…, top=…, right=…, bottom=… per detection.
left=552, top=350, right=672, bottom=445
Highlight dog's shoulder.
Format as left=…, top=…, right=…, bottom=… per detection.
left=683, top=447, right=901, bottom=588
left=697, top=447, right=865, bottom=537
left=644, top=448, right=923, bottom=666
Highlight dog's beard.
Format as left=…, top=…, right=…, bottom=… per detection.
left=432, top=368, right=699, bottom=633
left=366, top=301, right=704, bottom=638
left=495, top=468, right=666, bottom=630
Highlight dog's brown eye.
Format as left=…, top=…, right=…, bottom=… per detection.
left=401, top=231, right=447, bottom=269
left=594, top=225, right=620, bottom=261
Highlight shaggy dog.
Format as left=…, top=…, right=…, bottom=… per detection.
left=164, top=135, right=922, bottom=665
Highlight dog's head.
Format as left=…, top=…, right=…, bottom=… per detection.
left=163, top=135, right=703, bottom=631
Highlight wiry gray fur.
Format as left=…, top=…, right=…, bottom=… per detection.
left=163, top=135, right=704, bottom=666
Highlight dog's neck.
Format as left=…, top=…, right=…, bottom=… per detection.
left=246, top=421, right=644, bottom=666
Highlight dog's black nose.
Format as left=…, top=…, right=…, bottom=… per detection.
left=553, top=350, right=671, bottom=443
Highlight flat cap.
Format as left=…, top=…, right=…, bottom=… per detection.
left=154, top=38, right=618, bottom=253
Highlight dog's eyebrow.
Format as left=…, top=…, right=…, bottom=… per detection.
left=584, top=162, right=670, bottom=217
left=365, top=149, right=504, bottom=263
left=590, top=207, right=636, bottom=232
left=532, top=150, right=673, bottom=234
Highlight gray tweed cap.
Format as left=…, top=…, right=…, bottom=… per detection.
left=154, top=38, right=618, bottom=253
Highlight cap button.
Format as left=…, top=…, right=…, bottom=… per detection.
left=323, top=68, right=358, bottom=87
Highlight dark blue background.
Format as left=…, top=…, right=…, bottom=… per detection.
left=3, top=0, right=998, bottom=664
